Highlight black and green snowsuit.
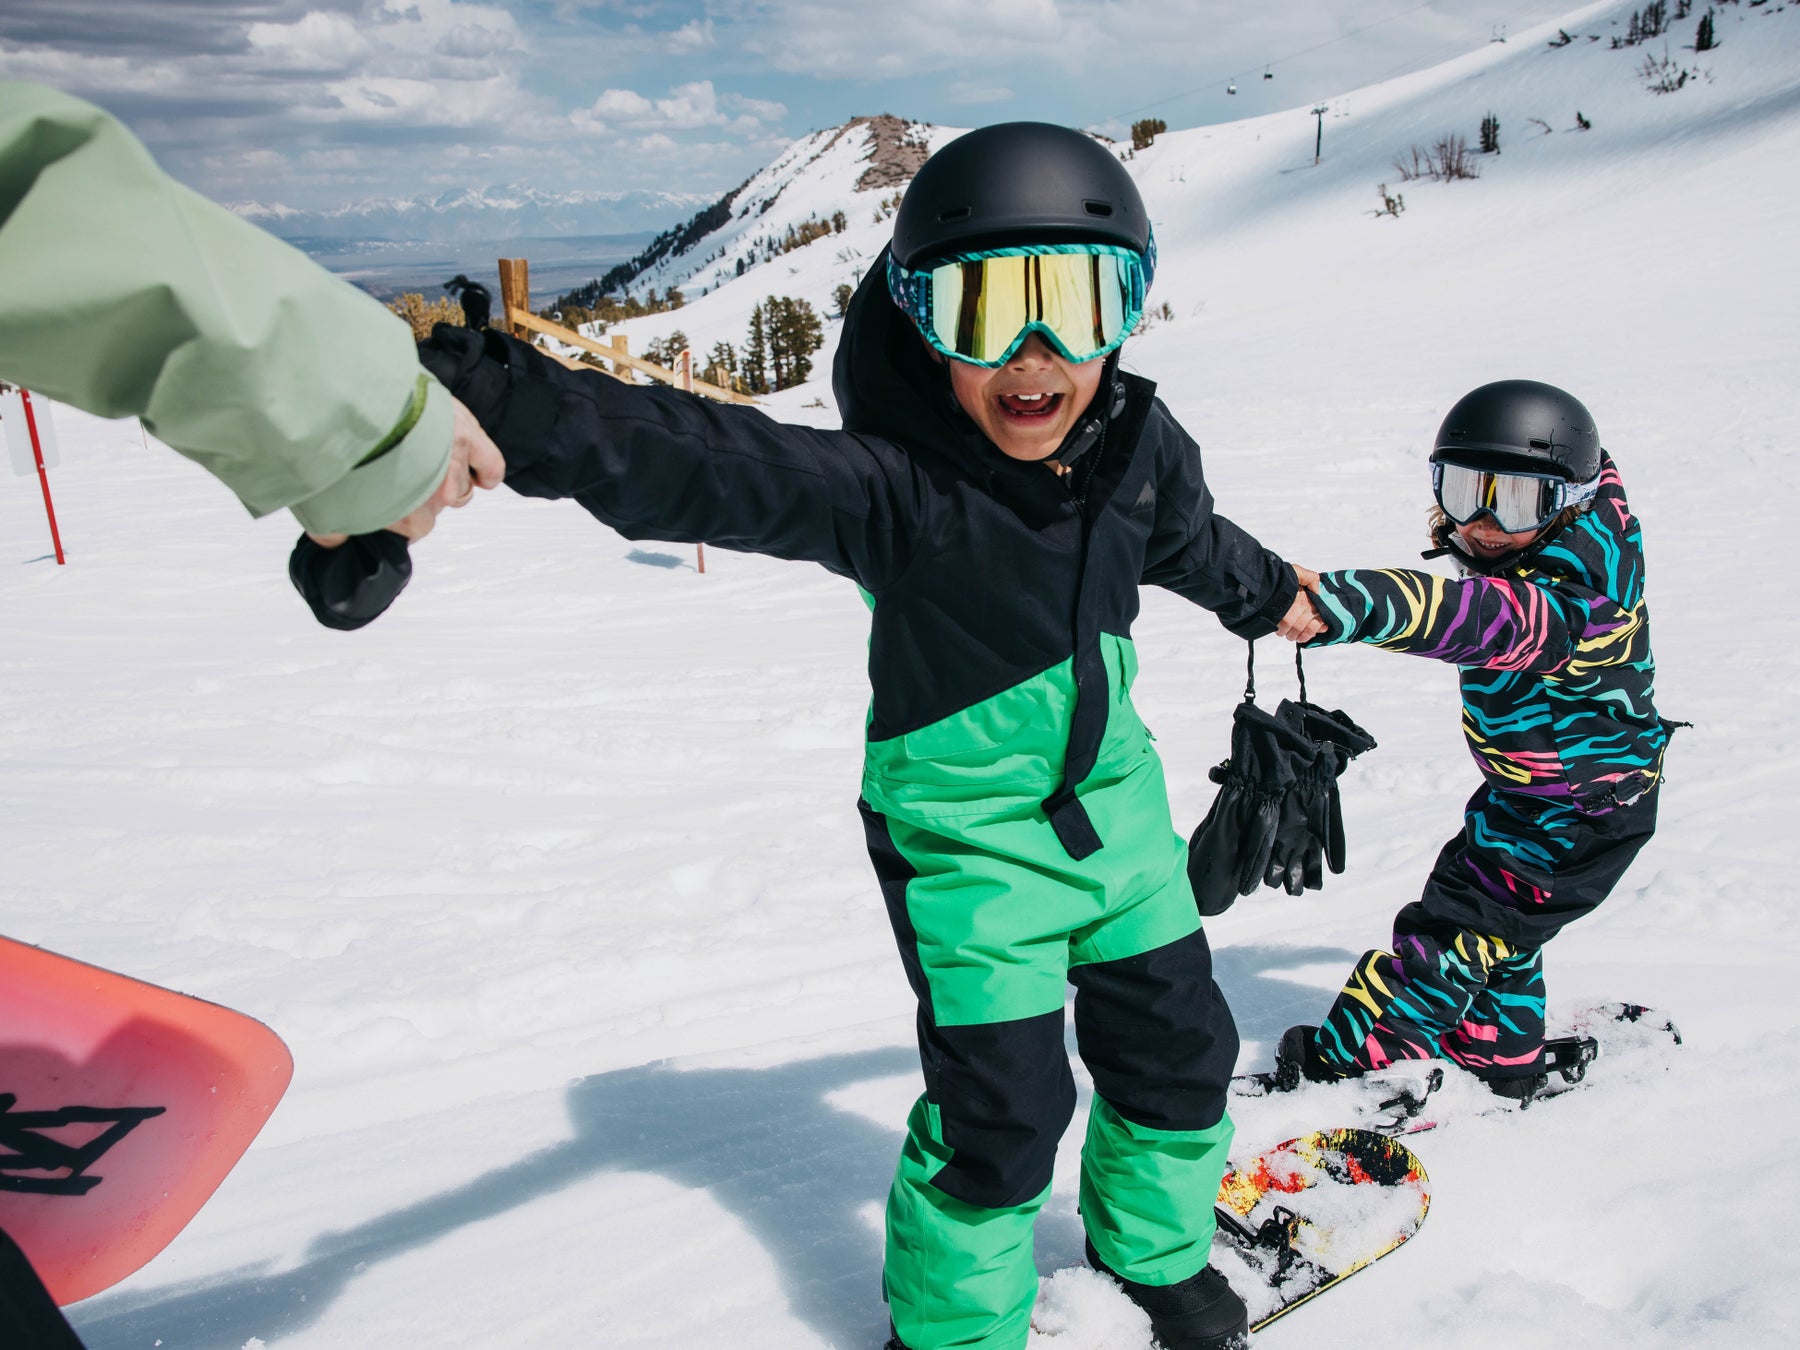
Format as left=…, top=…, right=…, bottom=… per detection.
left=419, top=255, right=1298, bottom=1350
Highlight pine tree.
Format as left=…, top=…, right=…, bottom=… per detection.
left=743, top=304, right=769, bottom=395
left=704, top=341, right=739, bottom=392
left=772, top=297, right=824, bottom=389
left=1480, top=113, right=1501, bottom=154
left=1695, top=8, right=1717, bottom=50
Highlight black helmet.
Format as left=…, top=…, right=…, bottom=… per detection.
left=890, top=122, right=1152, bottom=269
left=1430, top=380, right=1600, bottom=482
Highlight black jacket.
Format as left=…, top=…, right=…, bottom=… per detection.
left=419, top=257, right=1296, bottom=857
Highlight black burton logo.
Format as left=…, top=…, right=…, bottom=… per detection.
left=0, top=1093, right=166, bottom=1196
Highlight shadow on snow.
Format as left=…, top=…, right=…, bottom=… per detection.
left=69, top=941, right=1354, bottom=1348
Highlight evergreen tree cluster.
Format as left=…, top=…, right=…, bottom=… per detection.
left=1480, top=112, right=1501, bottom=154
left=741, top=296, right=825, bottom=394
left=1131, top=118, right=1168, bottom=151
left=546, top=287, right=684, bottom=332
left=641, top=331, right=690, bottom=369
left=1611, top=1, right=1669, bottom=46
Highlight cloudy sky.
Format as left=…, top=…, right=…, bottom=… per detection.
left=0, top=1, right=1579, bottom=211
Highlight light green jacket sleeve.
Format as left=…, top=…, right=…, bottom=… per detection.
left=0, top=82, right=453, bottom=536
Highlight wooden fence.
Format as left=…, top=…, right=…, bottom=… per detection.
left=495, top=258, right=744, bottom=572
left=495, top=258, right=756, bottom=407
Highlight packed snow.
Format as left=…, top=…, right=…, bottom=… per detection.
left=3, top=2, right=1798, bottom=1345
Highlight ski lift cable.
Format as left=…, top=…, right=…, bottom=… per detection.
left=1090, top=0, right=1442, bottom=128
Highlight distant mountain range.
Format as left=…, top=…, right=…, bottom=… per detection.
left=230, top=185, right=715, bottom=244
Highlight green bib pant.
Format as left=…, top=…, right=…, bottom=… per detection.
left=861, top=638, right=1239, bottom=1350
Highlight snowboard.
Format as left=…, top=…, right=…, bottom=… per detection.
left=1230, top=1059, right=1444, bottom=1135
left=0, top=936, right=293, bottom=1305
left=1397, top=1002, right=1683, bottom=1127
left=1211, top=1127, right=1429, bottom=1331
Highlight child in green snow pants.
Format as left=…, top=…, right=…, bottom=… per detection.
left=861, top=728, right=1238, bottom=1350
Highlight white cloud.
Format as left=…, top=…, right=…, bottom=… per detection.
left=245, top=11, right=374, bottom=73
left=588, top=88, right=656, bottom=118
left=573, top=80, right=783, bottom=136
left=666, top=19, right=716, bottom=53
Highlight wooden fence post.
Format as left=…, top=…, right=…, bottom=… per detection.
left=680, top=348, right=705, bottom=574
left=497, top=258, right=530, bottom=338
left=610, top=334, right=631, bottom=384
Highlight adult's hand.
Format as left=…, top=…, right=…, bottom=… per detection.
left=306, top=395, right=504, bottom=548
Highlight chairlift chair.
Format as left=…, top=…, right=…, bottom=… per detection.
left=1263, top=66, right=1273, bottom=79
left=1227, top=81, right=1237, bottom=94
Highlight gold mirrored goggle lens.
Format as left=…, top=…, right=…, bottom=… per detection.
left=926, top=251, right=1132, bottom=364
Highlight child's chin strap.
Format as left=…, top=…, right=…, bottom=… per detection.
left=1050, top=351, right=1125, bottom=472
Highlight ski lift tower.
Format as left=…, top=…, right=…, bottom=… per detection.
left=1312, top=105, right=1329, bottom=165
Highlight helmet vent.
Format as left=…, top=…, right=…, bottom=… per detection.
left=936, top=205, right=971, bottom=223
left=1083, top=200, right=1115, bottom=217
left=1528, top=438, right=1551, bottom=450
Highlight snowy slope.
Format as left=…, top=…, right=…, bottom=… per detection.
left=2, top=1, right=1798, bottom=1346
left=576, top=114, right=966, bottom=379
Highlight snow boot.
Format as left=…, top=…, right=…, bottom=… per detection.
left=1483, top=1070, right=1550, bottom=1102
left=1085, top=1239, right=1249, bottom=1350
left=1484, top=1034, right=1599, bottom=1104
left=1273, top=1024, right=1347, bottom=1092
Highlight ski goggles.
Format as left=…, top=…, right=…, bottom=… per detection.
left=886, top=242, right=1152, bottom=367
left=1432, top=460, right=1602, bottom=534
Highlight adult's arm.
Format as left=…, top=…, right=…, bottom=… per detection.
left=0, top=81, right=455, bottom=537
left=419, top=326, right=921, bottom=587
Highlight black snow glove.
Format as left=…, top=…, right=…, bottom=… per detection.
left=288, top=529, right=412, bottom=631
left=1260, top=701, right=1328, bottom=896
left=1295, top=702, right=1378, bottom=876
left=1189, top=644, right=1377, bottom=913
left=1187, top=696, right=1319, bottom=916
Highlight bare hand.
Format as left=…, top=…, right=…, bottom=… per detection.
left=308, top=395, right=504, bottom=548
left=1277, top=565, right=1327, bottom=643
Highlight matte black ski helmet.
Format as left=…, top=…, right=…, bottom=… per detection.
left=1430, top=379, right=1601, bottom=482
left=890, top=122, right=1153, bottom=269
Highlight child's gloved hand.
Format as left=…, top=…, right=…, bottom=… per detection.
left=288, top=530, right=412, bottom=630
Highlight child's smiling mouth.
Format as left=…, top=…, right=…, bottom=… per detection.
left=997, top=391, right=1063, bottom=420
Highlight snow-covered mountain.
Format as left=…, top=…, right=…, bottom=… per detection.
left=231, top=184, right=713, bottom=244
left=554, top=113, right=962, bottom=308
left=6, top=2, right=1799, bottom=1348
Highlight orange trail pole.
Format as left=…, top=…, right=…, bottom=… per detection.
left=21, top=389, right=65, bottom=565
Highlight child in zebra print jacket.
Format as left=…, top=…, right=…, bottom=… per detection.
left=1283, top=381, right=1675, bottom=1097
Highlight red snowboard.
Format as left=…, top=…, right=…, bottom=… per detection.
left=0, top=937, right=292, bottom=1304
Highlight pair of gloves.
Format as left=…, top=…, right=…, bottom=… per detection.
left=1187, top=655, right=1376, bottom=916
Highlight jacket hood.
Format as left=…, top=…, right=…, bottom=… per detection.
left=834, top=244, right=997, bottom=480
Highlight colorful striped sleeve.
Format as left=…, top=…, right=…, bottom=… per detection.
left=1307, top=568, right=1622, bottom=674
